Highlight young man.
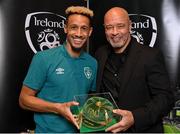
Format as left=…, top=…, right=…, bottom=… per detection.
left=95, top=7, right=174, bottom=133
left=19, top=6, right=97, bottom=133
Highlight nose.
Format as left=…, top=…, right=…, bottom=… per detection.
left=75, top=28, right=82, bottom=37
left=112, top=26, right=119, bottom=35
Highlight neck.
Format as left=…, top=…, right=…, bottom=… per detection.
left=65, top=44, right=81, bottom=58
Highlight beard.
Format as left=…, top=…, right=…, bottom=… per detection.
left=109, top=40, right=125, bottom=49
left=70, top=43, right=86, bottom=53
left=71, top=45, right=82, bottom=52
left=108, top=34, right=130, bottom=48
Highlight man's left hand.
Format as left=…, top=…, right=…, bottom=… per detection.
left=105, top=109, right=134, bottom=133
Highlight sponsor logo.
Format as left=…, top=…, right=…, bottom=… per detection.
left=25, top=12, right=66, bottom=53
left=56, top=67, right=64, bottom=74
left=84, top=67, right=92, bottom=79
left=129, top=14, right=157, bottom=47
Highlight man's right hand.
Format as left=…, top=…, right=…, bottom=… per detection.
left=19, top=86, right=80, bottom=129
left=54, top=101, right=79, bottom=129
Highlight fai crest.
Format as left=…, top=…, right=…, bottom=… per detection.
left=84, top=67, right=92, bottom=79
left=25, top=12, right=66, bottom=53
left=129, top=14, right=157, bottom=47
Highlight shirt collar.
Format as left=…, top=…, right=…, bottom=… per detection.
left=62, top=42, right=85, bottom=59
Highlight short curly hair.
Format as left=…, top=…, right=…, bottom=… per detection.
left=65, top=6, right=94, bottom=26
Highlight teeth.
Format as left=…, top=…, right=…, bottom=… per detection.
left=74, top=38, right=82, bottom=41
left=73, top=39, right=83, bottom=44
left=74, top=39, right=82, bottom=41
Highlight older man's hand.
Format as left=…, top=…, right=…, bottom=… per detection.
left=106, top=109, right=134, bottom=133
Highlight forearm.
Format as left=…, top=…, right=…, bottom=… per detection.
left=19, top=86, right=79, bottom=128
left=19, top=85, right=59, bottom=114
left=19, top=95, right=59, bottom=114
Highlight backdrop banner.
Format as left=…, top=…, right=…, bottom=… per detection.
left=0, top=0, right=179, bottom=132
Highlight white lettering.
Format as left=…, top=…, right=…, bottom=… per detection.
left=34, top=16, right=65, bottom=28
left=131, top=19, right=149, bottom=29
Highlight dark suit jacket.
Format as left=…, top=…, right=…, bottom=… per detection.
left=95, top=38, right=174, bottom=132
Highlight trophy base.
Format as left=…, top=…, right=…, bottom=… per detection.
left=74, top=92, right=121, bottom=133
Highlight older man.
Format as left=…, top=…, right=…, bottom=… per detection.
left=95, top=7, right=174, bottom=133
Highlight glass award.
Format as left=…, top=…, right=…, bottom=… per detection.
left=74, top=92, right=121, bottom=133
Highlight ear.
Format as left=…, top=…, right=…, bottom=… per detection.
left=129, top=20, right=132, bottom=32
left=88, top=27, right=93, bottom=37
left=64, top=24, right=67, bottom=34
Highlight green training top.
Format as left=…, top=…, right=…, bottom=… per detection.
left=23, top=44, right=97, bottom=133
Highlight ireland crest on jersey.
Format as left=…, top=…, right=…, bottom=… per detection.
left=84, top=67, right=92, bottom=79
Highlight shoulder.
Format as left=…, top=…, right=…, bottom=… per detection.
left=131, top=37, right=157, bottom=52
left=139, top=45, right=161, bottom=57
left=134, top=43, right=165, bottom=66
left=36, top=45, right=63, bottom=55
left=132, top=38, right=160, bottom=56
left=130, top=38, right=164, bottom=62
left=83, top=52, right=97, bottom=65
left=30, top=46, right=64, bottom=67
left=34, top=45, right=63, bottom=59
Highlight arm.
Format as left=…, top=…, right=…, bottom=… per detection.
left=19, top=85, right=79, bottom=129
left=131, top=50, right=174, bottom=131
left=106, top=49, right=174, bottom=132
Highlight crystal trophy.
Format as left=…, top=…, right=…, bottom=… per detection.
left=74, top=92, right=121, bottom=133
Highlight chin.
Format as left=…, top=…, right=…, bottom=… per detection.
left=72, top=46, right=83, bottom=52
